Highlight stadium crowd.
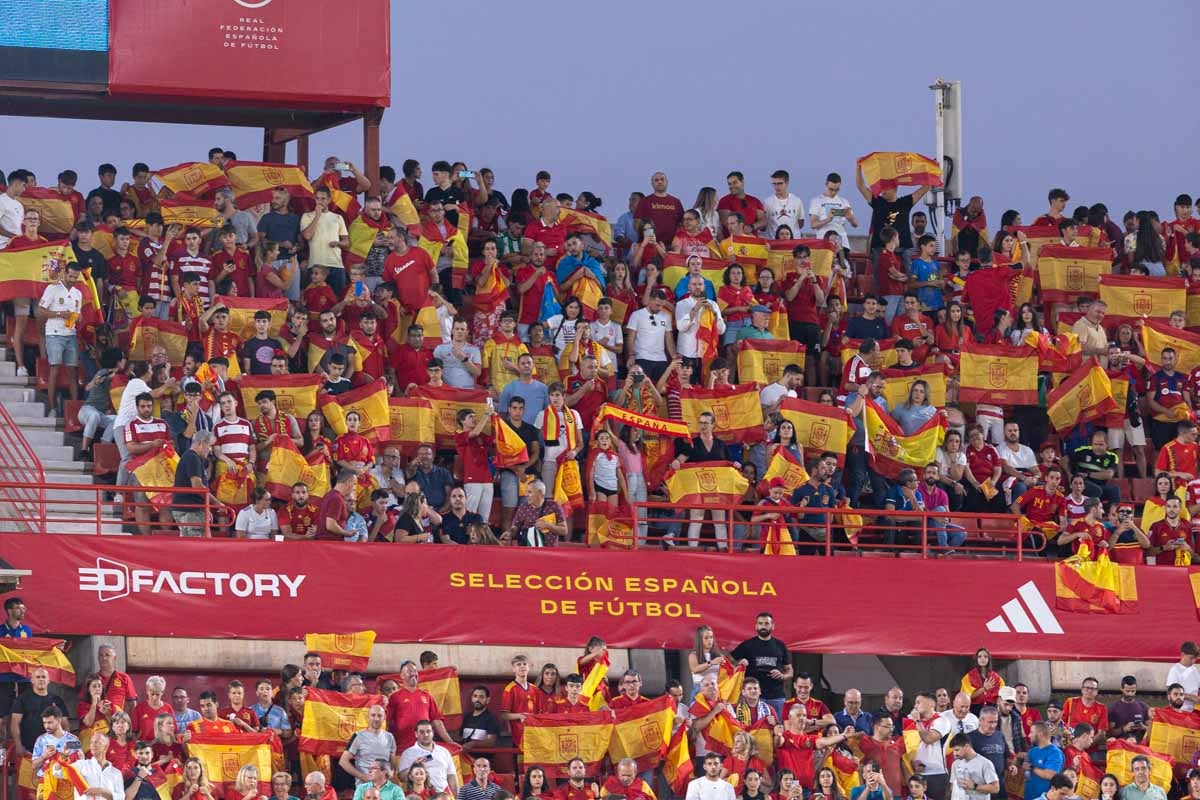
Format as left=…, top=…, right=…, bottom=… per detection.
left=0, top=601, right=1194, bottom=800
left=2, top=153, right=1200, bottom=555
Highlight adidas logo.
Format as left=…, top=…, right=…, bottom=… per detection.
left=985, top=581, right=1064, bottom=634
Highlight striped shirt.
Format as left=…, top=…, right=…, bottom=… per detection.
left=172, top=253, right=213, bottom=303
left=139, top=238, right=170, bottom=302
left=456, top=781, right=501, bottom=800
left=125, top=416, right=169, bottom=445
left=214, top=417, right=254, bottom=461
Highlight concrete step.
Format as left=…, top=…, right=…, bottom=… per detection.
left=0, top=375, right=34, bottom=387
left=0, top=388, right=36, bottom=403
left=42, top=459, right=88, bottom=473
left=9, top=415, right=60, bottom=429
left=4, top=401, right=54, bottom=419
left=18, top=429, right=67, bottom=446
left=0, top=361, right=16, bottom=377
left=43, top=470, right=96, bottom=485
left=30, top=445, right=75, bottom=462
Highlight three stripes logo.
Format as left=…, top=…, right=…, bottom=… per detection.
left=985, top=581, right=1064, bottom=634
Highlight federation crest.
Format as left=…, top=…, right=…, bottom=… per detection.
left=1077, top=382, right=1093, bottom=409
left=220, top=754, right=241, bottom=780
left=276, top=395, right=296, bottom=414
left=263, top=167, right=285, bottom=186
left=697, top=469, right=719, bottom=493
left=762, top=354, right=781, bottom=381
left=1066, top=265, right=1084, bottom=290
left=182, top=167, right=204, bottom=190
left=712, top=403, right=731, bottom=430
left=638, top=721, right=661, bottom=750
left=338, top=713, right=357, bottom=739
left=334, top=633, right=356, bottom=653
left=390, top=409, right=405, bottom=435
left=556, top=733, right=579, bottom=760
left=808, top=421, right=830, bottom=448
left=438, top=408, right=457, bottom=433
left=1133, top=292, right=1153, bottom=315
left=987, top=362, right=1008, bottom=388
left=892, top=154, right=913, bottom=175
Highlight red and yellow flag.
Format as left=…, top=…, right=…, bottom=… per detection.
left=1074, top=754, right=1104, bottom=800
left=1147, top=705, right=1200, bottom=766
left=417, top=667, right=463, bottom=730
left=1189, top=567, right=1200, bottom=620
left=486, top=416, right=525, bottom=470
left=188, top=731, right=279, bottom=795
left=959, top=341, right=1038, bottom=405
left=239, top=374, right=321, bottom=422
left=825, top=750, right=862, bottom=798
left=226, top=162, right=315, bottom=210
left=882, top=363, right=948, bottom=409
left=384, top=184, right=419, bottom=229
left=688, top=693, right=740, bottom=756
left=1142, top=319, right=1200, bottom=372
left=560, top=208, right=613, bottom=249
left=1105, top=740, right=1173, bottom=792
left=299, top=688, right=386, bottom=755
left=737, top=339, right=805, bottom=385
left=18, top=187, right=76, bottom=234
left=728, top=235, right=768, bottom=267
left=522, top=711, right=615, bottom=778
left=607, top=695, right=674, bottom=772
left=417, top=216, right=469, bottom=286
left=778, top=398, right=856, bottom=466
left=856, top=151, right=943, bottom=195
left=662, top=724, right=694, bottom=795
left=128, top=316, right=189, bottom=365
left=0, top=239, right=77, bottom=303
left=587, top=502, right=635, bottom=550
left=474, top=265, right=511, bottom=315
left=718, top=662, right=745, bottom=705
left=343, top=213, right=390, bottom=268
left=386, top=397, right=436, bottom=455
left=215, top=295, right=288, bottom=340
left=319, top=379, right=390, bottom=442
left=759, top=446, right=810, bottom=494
left=767, top=238, right=836, bottom=280
left=841, top=337, right=899, bottom=370
left=1023, top=331, right=1082, bottom=374
left=570, top=270, right=605, bottom=321
left=1013, top=226, right=1062, bottom=267
left=580, top=652, right=609, bottom=711
left=127, top=443, right=179, bottom=509
left=145, top=761, right=184, bottom=800
left=696, top=306, right=722, bottom=362
left=665, top=461, right=749, bottom=506
left=0, top=637, right=75, bottom=684
left=593, top=403, right=691, bottom=440
left=662, top=252, right=728, bottom=292
left=159, top=193, right=219, bottom=229
left=1036, top=245, right=1111, bottom=302
left=1099, top=274, right=1186, bottom=321
left=264, top=440, right=329, bottom=501
left=680, top=384, right=764, bottom=444
left=863, top=402, right=946, bottom=480
left=1187, top=283, right=1200, bottom=330
left=408, top=385, right=491, bottom=447
left=1047, top=360, right=1117, bottom=433
left=154, top=162, right=231, bottom=199
left=1055, top=548, right=1138, bottom=614
left=303, top=631, right=376, bottom=671
left=39, top=754, right=88, bottom=800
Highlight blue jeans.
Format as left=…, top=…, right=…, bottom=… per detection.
left=765, top=697, right=786, bottom=721
left=933, top=524, right=967, bottom=548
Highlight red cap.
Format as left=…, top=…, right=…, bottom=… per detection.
left=769, top=477, right=787, bottom=489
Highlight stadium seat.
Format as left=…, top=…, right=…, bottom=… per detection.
left=92, top=443, right=121, bottom=476
left=4, top=316, right=41, bottom=347
left=34, top=357, right=75, bottom=391
left=64, top=400, right=84, bottom=434
left=1129, top=478, right=1155, bottom=502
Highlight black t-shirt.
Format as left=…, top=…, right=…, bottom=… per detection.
left=256, top=212, right=302, bottom=259
left=968, top=728, right=1008, bottom=798
left=72, top=244, right=108, bottom=280
left=87, top=186, right=122, bottom=218
left=424, top=186, right=464, bottom=225
left=13, top=690, right=68, bottom=749
left=242, top=337, right=282, bottom=375
left=678, top=435, right=729, bottom=462
left=461, top=709, right=501, bottom=741
left=506, top=420, right=540, bottom=474
left=396, top=514, right=424, bottom=541
left=731, top=636, right=790, bottom=699
left=439, top=509, right=483, bottom=545
left=173, top=448, right=208, bottom=508
left=869, top=194, right=915, bottom=250
left=125, top=766, right=167, bottom=800
left=846, top=315, right=889, bottom=341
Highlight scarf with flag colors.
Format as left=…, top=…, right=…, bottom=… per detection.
left=1036, top=245, right=1112, bottom=302
left=0, top=637, right=75, bottom=684
left=758, top=447, right=810, bottom=495
left=303, top=631, right=376, bottom=671
left=662, top=724, right=694, bottom=795
left=492, top=416, right=529, bottom=469
left=737, top=339, right=805, bottom=385
left=408, top=385, right=490, bottom=447
left=17, top=187, right=76, bottom=234
left=959, top=342, right=1039, bottom=405
left=767, top=238, right=836, bottom=280
left=841, top=338, right=899, bottom=370
left=1099, top=274, right=1186, bottom=322
left=265, top=439, right=329, bottom=502
left=665, top=461, right=749, bottom=506
left=318, top=379, right=390, bottom=442
left=662, top=253, right=728, bottom=292
left=586, top=502, right=635, bottom=550
left=593, top=404, right=690, bottom=439
left=128, top=316, right=189, bottom=365
left=777, top=398, right=856, bottom=467
left=679, top=384, right=765, bottom=444
left=226, top=162, right=314, bottom=210
left=215, top=295, right=288, bottom=340
left=417, top=667, right=463, bottom=731
left=1141, top=319, right=1200, bottom=372
left=316, top=173, right=361, bottom=221
left=239, top=374, right=321, bottom=422
left=521, top=711, right=615, bottom=778
left=386, top=397, right=436, bottom=455
left=542, top=405, right=580, bottom=450
left=384, top=183, right=420, bottom=229
left=1047, top=360, right=1117, bottom=433
left=417, top=212, right=470, bottom=287
left=188, top=731, right=279, bottom=795
left=862, top=402, right=946, bottom=480
left=1105, top=739, right=1173, bottom=792
left=688, top=692, right=739, bottom=756
left=128, top=443, right=180, bottom=509
left=559, top=208, right=613, bottom=250
left=882, top=363, right=948, bottom=409
left=0, top=239, right=78, bottom=303
left=1147, top=705, right=1200, bottom=766
left=856, top=152, right=943, bottom=195
left=607, top=694, right=674, bottom=772
left=299, top=688, right=386, bottom=755
left=579, top=652, right=609, bottom=711
left=153, top=161, right=230, bottom=198
left=1054, top=545, right=1138, bottom=614
left=343, top=212, right=390, bottom=268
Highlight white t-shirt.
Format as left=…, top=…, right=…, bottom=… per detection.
left=0, top=193, right=22, bottom=249
left=808, top=193, right=854, bottom=249
left=299, top=209, right=349, bottom=268
left=760, top=382, right=796, bottom=410
left=235, top=506, right=278, bottom=540
left=685, top=777, right=737, bottom=800
left=675, top=296, right=725, bottom=359
left=998, top=444, right=1037, bottom=473
left=38, top=282, right=84, bottom=337
left=763, top=193, right=805, bottom=239
left=114, top=377, right=152, bottom=428
left=1167, top=662, right=1200, bottom=712
left=397, top=743, right=457, bottom=791
left=590, top=319, right=624, bottom=350
left=626, top=307, right=673, bottom=361
left=912, top=714, right=952, bottom=776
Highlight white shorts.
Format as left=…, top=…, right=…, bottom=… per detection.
left=1107, top=419, right=1147, bottom=450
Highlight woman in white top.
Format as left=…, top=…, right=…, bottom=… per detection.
left=936, top=429, right=968, bottom=512
left=235, top=489, right=280, bottom=540
left=687, top=624, right=730, bottom=700
left=543, top=296, right=584, bottom=357
left=535, top=383, right=584, bottom=498
left=692, top=187, right=721, bottom=241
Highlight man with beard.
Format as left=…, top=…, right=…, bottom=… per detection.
left=732, top=613, right=791, bottom=720
left=556, top=757, right=600, bottom=800
left=457, top=686, right=499, bottom=753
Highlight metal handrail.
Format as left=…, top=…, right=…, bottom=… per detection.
left=0, top=401, right=46, bottom=533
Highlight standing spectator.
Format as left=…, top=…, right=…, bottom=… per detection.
left=387, top=662, right=452, bottom=751
left=37, top=262, right=84, bottom=404
left=0, top=168, right=27, bottom=250
left=433, top=318, right=482, bottom=389
left=846, top=375, right=891, bottom=507
left=458, top=686, right=500, bottom=753
left=0, top=595, right=30, bottom=720
left=1166, top=641, right=1200, bottom=712
left=675, top=276, right=726, bottom=377
left=172, top=431, right=217, bottom=539
left=687, top=753, right=737, bottom=800
left=1106, top=676, right=1149, bottom=740
left=634, top=172, right=685, bottom=249
left=75, top=732, right=126, bottom=800
left=10, top=667, right=69, bottom=760
left=763, top=170, right=804, bottom=240
left=968, top=708, right=1011, bottom=800
left=948, top=733, right=1000, bottom=800
left=856, top=718, right=905, bottom=797
left=856, top=161, right=930, bottom=271
left=808, top=172, right=858, bottom=251
left=302, top=186, right=351, bottom=296
left=339, top=705, right=395, bottom=786
left=1022, top=723, right=1064, bottom=800
left=732, top=613, right=792, bottom=719
left=717, top=172, right=765, bottom=236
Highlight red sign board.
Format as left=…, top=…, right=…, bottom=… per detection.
left=107, top=0, right=390, bottom=109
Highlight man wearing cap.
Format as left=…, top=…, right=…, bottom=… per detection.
left=736, top=304, right=775, bottom=341
left=1041, top=703, right=1067, bottom=747
left=385, top=660, right=452, bottom=751
left=1106, top=676, right=1149, bottom=740
left=996, top=686, right=1027, bottom=756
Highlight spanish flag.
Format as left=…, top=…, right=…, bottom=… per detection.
left=959, top=341, right=1038, bottom=405
left=1055, top=547, right=1138, bottom=614
left=215, top=295, right=288, bottom=340
left=17, top=754, right=35, bottom=800
left=318, top=379, right=391, bottom=442
left=522, top=711, right=615, bottom=778
left=586, top=502, right=635, bottom=550
left=145, top=761, right=184, bottom=800
left=474, top=264, right=511, bottom=315
left=825, top=750, right=862, bottom=798
left=863, top=402, right=946, bottom=480
left=882, top=363, right=948, bottom=409
left=1141, top=319, right=1200, bottom=372
left=384, top=183, right=420, bottom=229
left=841, top=337, right=899, bottom=370
left=665, top=461, right=749, bottom=506
left=0, top=239, right=77, bottom=303
left=737, top=339, right=805, bottom=385
left=679, top=384, right=764, bottom=444
left=490, top=416, right=527, bottom=469
left=1047, top=360, right=1117, bottom=433
left=662, top=724, right=694, bottom=795
left=91, top=223, right=116, bottom=259
left=1187, top=283, right=1200, bottom=330
left=856, top=152, right=943, bottom=195
left=239, top=374, right=321, bottom=423
left=417, top=667, right=463, bottom=730
left=0, top=638, right=75, bottom=684
left=1036, top=245, right=1112, bottom=302
left=696, top=306, right=722, bottom=362
left=299, top=688, right=384, bottom=755
left=1099, top=274, right=1186, bottom=322
left=265, top=439, right=329, bottom=501
left=39, top=754, right=88, bottom=800
left=777, top=398, right=856, bottom=467
left=417, top=215, right=469, bottom=288
left=560, top=208, right=613, bottom=249
left=569, top=269, right=605, bottom=322
left=580, top=651, right=609, bottom=711
left=154, top=161, right=231, bottom=199
left=1189, top=567, right=1200, bottom=619
left=343, top=212, right=390, bottom=268
left=1073, top=755, right=1103, bottom=800
left=304, top=631, right=376, bottom=671
left=408, top=385, right=491, bottom=447
left=188, top=731, right=278, bottom=795
left=607, top=695, right=674, bottom=772
left=1013, top=226, right=1062, bottom=267
left=662, top=252, right=728, bottom=293
left=386, top=397, right=436, bottom=455
left=728, top=235, right=768, bottom=267
left=160, top=193, right=219, bottom=229
left=226, top=162, right=315, bottom=210
left=1105, top=740, right=1173, bottom=792
left=128, top=316, right=189, bottom=365
left=128, top=443, right=180, bottom=510
left=758, top=446, right=810, bottom=495
left=1146, top=705, right=1200, bottom=766
left=766, top=238, right=836, bottom=280
left=593, top=403, right=691, bottom=440
left=1023, top=330, right=1082, bottom=374
left=901, top=718, right=922, bottom=769
left=687, top=693, right=740, bottom=756
left=718, top=662, right=745, bottom=705
left=18, top=187, right=76, bottom=235
left=747, top=717, right=775, bottom=767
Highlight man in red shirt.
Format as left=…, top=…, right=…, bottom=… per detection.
left=56, top=169, right=86, bottom=222
left=565, top=356, right=607, bottom=436
left=1149, top=495, right=1194, bottom=566
left=188, top=690, right=237, bottom=735
left=548, top=674, right=590, bottom=714
left=1061, top=679, right=1108, bottom=753
left=608, top=671, right=648, bottom=710
left=781, top=673, right=835, bottom=733
left=210, top=224, right=252, bottom=297
left=773, top=704, right=851, bottom=789
left=716, top=171, right=765, bottom=237
left=557, top=758, right=600, bottom=800
left=386, top=660, right=451, bottom=750
left=455, top=407, right=495, bottom=522
left=350, top=311, right=395, bottom=382
left=514, top=242, right=554, bottom=332
left=780, top=247, right=825, bottom=386
left=1062, top=723, right=1095, bottom=772
left=890, top=292, right=934, bottom=362
left=219, top=680, right=259, bottom=732
left=1057, top=497, right=1107, bottom=558
left=601, top=759, right=655, bottom=800
left=92, top=644, right=138, bottom=714
left=1016, top=466, right=1067, bottom=531
left=500, top=654, right=537, bottom=749
left=634, top=172, right=685, bottom=249
left=124, top=392, right=171, bottom=535
left=875, top=227, right=907, bottom=322
left=202, top=308, right=243, bottom=374
left=391, top=325, right=432, bottom=390
left=524, top=195, right=567, bottom=267
left=316, top=469, right=356, bottom=540
left=382, top=227, right=436, bottom=317
left=279, top=483, right=319, bottom=540
left=1156, top=420, right=1199, bottom=486
left=1032, top=188, right=1070, bottom=227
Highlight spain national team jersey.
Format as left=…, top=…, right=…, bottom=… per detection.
left=1061, top=697, right=1107, bottom=748
left=1018, top=488, right=1066, bottom=525
left=501, top=680, right=537, bottom=747
left=278, top=502, right=319, bottom=538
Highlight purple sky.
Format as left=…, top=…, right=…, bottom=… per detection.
left=7, top=1, right=1198, bottom=227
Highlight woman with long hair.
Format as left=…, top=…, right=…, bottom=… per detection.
left=405, top=763, right=433, bottom=799
left=521, top=767, right=551, bottom=800
left=961, top=647, right=1004, bottom=711
left=605, top=260, right=639, bottom=326
left=988, top=308, right=1012, bottom=344
left=470, top=239, right=507, bottom=346
left=393, top=492, right=434, bottom=544
left=227, top=765, right=265, bottom=800
left=814, top=766, right=848, bottom=800
left=935, top=301, right=970, bottom=374
left=175, top=758, right=218, bottom=800
left=719, top=263, right=755, bottom=352
left=544, top=296, right=584, bottom=357
left=153, top=712, right=185, bottom=765
left=893, top=380, right=936, bottom=436
left=78, top=675, right=111, bottom=749
left=107, top=711, right=137, bottom=776
left=992, top=228, right=1031, bottom=267
left=1010, top=303, right=1044, bottom=346
left=721, top=730, right=769, bottom=789
left=1140, top=471, right=1188, bottom=531
left=1099, top=774, right=1122, bottom=800
left=1131, top=210, right=1166, bottom=275
left=693, top=187, right=720, bottom=240
left=631, top=220, right=667, bottom=269
left=302, top=410, right=333, bottom=477
left=687, top=625, right=729, bottom=699
left=534, top=664, right=561, bottom=706
left=739, top=770, right=770, bottom=800
left=767, top=419, right=805, bottom=465
left=936, top=430, right=968, bottom=512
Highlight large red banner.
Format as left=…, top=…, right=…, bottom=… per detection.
left=0, top=534, right=1191, bottom=661
left=107, top=0, right=390, bottom=109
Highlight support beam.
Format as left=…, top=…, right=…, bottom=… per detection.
left=262, top=128, right=287, bottom=164
left=297, top=134, right=310, bottom=175
left=362, top=107, right=384, bottom=194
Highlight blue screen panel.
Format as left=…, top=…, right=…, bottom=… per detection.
left=0, top=0, right=109, bottom=52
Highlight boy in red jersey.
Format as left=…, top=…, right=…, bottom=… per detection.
left=500, top=654, right=536, bottom=749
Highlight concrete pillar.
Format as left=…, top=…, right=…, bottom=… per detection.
left=1007, top=660, right=1052, bottom=704
left=628, top=650, right=668, bottom=694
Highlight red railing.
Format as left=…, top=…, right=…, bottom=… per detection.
left=0, top=480, right=228, bottom=537
left=0, top=402, right=46, bottom=533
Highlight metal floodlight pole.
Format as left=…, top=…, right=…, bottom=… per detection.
left=929, top=78, right=963, bottom=256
